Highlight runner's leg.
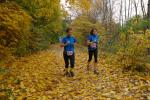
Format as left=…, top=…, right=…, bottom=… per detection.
left=87, top=51, right=93, bottom=71
left=69, top=53, right=75, bottom=77
left=63, top=52, right=69, bottom=75
left=94, top=49, right=99, bottom=75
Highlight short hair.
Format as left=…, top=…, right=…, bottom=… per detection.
left=66, top=27, right=72, bottom=33
left=90, top=28, right=97, bottom=35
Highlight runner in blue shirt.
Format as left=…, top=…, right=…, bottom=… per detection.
left=87, top=28, right=99, bottom=75
left=61, top=27, right=77, bottom=77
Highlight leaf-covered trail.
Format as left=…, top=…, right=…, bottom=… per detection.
left=11, top=45, right=150, bottom=99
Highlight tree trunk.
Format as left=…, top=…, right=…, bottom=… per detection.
left=140, top=0, right=146, bottom=17
left=108, top=0, right=113, bottom=33
left=128, top=0, right=131, bottom=19
left=119, top=0, right=123, bottom=27
left=124, top=0, right=127, bottom=20
left=147, top=0, right=150, bottom=55
left=148, top=0, right=150, bottom=19
left=133, top=0, right=138, bottom=17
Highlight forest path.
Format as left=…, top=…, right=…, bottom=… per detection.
left=9, top=45, right=150, bottom=100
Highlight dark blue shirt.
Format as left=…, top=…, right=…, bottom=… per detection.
left=87, top=34, right=99, bottom=51
left=62, top=36, right=76, bottom=52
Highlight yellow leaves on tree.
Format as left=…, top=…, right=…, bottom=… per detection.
left=34, top=0, right=60, bottom=21
left=67, top=0, right=92, bottom=12
left=117, top=29, right=150, bottom=69
left=71, top=15, right=105, bottom=43
left=0, top=2, right=31, bottom=57
left=19, top=0, right=63, bottom=33
left=81, top=0, right=91, bottom=11
left=20, top=0, right=61, bottom=22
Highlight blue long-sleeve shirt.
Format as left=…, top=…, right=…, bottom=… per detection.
left=62, top=36, right=76, bottom=52
left=87, top=34, right=99, bottom=51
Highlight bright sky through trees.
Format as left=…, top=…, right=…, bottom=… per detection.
left=61, top=0, right=148, bottom=22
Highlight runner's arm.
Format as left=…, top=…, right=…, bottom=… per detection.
left=60, top=43, right=68, bottom=47
left=87, top=40, right=93, bottom=45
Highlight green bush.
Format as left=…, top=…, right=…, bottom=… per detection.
left=122, top=16, right=150, bottom=33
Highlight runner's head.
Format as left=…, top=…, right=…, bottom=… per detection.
left=66, top=27, right=73, bottom=36
left=90, top=28, right=97, bottom=35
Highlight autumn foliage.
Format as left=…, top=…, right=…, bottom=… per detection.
left=0, top=0, right=150, bottom=99
left=0, top=0, right=63, bottom=58
left=0, top=2, right=31, bottom=58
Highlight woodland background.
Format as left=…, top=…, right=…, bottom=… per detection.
left=0, top=0, right=150, bottom=99
left=0, top=0, right=150, bottom=70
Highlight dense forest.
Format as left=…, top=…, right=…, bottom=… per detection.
left=0, top=0, right=150, bottom=99
left=0, top=0, right=64, bottom=57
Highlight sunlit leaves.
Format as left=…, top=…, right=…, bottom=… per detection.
left=1, top=46, right=150, bottom=99
left=18, top=0, right=62, bottom=23
left=118, top=29, right=150, bottom=68
left=0, top=0, right=64, bottom=57
left=0, top=2, right=31, bottom=56
left=71, top=15, right=105, bottom=43
left=67, top=0, right=92, bottom=12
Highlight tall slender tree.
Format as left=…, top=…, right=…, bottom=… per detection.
left=124, top=0, right=127, bottom=20
left=140, top=0, right=146, bottom=17
left=119, top=0, right=123, bottom=27
left=133, top=0, right=138, bottom=17
left=148, top=0, right=150, bottom=19
left=147, top=0, right=150, bottom=54
left=128, top=0, right=131, bottom=19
